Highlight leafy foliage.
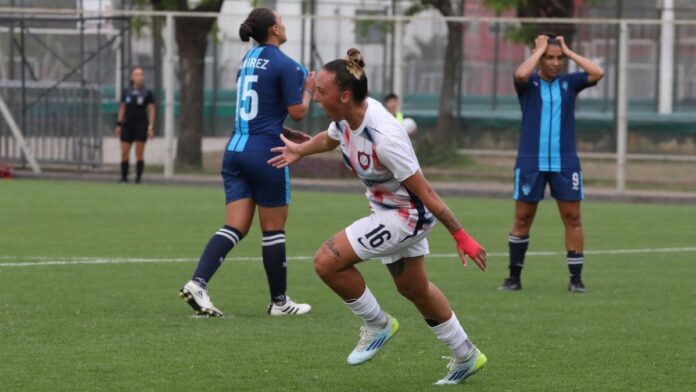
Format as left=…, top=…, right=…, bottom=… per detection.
left=481, top=0, right=577, bottom=45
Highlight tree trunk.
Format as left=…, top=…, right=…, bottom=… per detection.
left=434, top=18, right=464, bottom=146
left=174, top=16, right=215, bottom=169
left=422, top=0, right=465, bottom=149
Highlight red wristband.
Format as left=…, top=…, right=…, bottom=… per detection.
left=452, top=228, right=481, bottom=258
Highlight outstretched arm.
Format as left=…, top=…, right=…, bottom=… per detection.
left=514, top=35, right=549, bottom=84
left=557, top=36, right=605, bottom=83
left=268, top=131, right=339, bottom=168
left=402, top=170, right=487, bottom=271
left=282, top=126, right=312, bottom=144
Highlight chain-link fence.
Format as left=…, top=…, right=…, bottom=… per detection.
left=1, top=6, right=695, bottom=183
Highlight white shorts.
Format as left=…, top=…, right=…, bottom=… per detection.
left=345, top=209, right=435, bottom=264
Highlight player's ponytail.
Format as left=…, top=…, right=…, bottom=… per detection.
left=323, top=48, right=368, bottom=103
left=239, top=8, right=276, bottom=43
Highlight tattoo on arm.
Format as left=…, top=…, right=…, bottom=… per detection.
left=387, top=259, right=405, bottom=278
left=437, top=206, right=462, bottom=233
left=325, top=236, right=340, bottom=258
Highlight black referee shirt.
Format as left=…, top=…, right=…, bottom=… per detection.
left=121, top=87, right=155, bottom=130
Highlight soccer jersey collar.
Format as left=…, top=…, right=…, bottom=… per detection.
left=344, top=98, right=373, bottom=135
left=538, top=72, right=560, bottom=84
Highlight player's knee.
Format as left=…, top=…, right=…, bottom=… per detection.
left=313, top=250, right=335, bottom=280
left=562, top=211, right=582, bottom=228
left=513, top=214, right=533, bottom=230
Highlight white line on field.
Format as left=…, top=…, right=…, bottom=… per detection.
left=1, top=247, right=695, bottom=268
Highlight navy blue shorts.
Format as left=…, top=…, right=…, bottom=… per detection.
left=221, top=150, right=290, bottom=207
left=513, top=168, right=584, bottom=202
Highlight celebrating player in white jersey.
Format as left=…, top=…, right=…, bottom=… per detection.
left=269, top=48, right=488, bottom=385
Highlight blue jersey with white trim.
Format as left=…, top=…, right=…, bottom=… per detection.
left=515, top=72, right=595, bottom=172
left=228, top=44, right=307, bottom=152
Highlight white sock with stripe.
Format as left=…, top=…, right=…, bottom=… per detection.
left=430, top=312, right=475, bottom=361
left=344, top=287, right=388, bottom=330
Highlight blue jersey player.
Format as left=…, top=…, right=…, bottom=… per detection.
left=180, top=8, right=315, bottom=317
left=499, top=35, right=604, bottom=293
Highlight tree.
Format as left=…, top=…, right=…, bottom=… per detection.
left=412, top=0, right=576, bottom=159
left=483, top=0, right=576, bottom=45
left=417, top=0, right=466, bottom=150
left=150, top=0, right=223, bottom=169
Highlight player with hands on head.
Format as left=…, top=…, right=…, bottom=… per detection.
left=500, top=34, right=604, bottom=293
left=270, top=48, right=488, bottom=385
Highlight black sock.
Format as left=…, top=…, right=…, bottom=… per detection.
left=120, top=161, right=129, bottom=181
left=509, top=234, right=529, bottom=279
left=136, top=160, right=144, bottom=183
left=192, top=226, right=243, bottom=288
left=262, top=230, right=287, bottom=304
left=567, top=250, right=584, bottom=281
left=425, top=318, right=440, bottom=327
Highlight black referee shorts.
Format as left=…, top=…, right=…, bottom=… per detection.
left=120, top=126, right=148, bottom=143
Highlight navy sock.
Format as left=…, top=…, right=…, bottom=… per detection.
left=192, top=226, right=243, bottom=288
left=262, top=230, right=287, bottom=304
left=509, top=234, right=529, bottom=279
left=567, top=250, right=584, bottom=280
left=120, top=161, right=129, bottom=181
left=136, top=160, right=144, bottom=183
left=425, top=318, right=440, bottom=327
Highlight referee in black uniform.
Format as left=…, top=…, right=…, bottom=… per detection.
left=115, top=67, right=156, bottom=183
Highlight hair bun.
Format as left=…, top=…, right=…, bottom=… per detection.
left=239, top=20, right=254, bottom=42
left=344, top=48, right=365, bottom=79
left=346, top=48, right=365, bottom=69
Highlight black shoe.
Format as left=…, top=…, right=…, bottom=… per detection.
left=568, top=278, right=586, bottom=293
left=498, top=277, right=521, bottom=291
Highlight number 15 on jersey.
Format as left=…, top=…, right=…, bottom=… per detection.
left=237, top=75, right=258, bottom=121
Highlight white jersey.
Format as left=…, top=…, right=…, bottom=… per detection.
left=327, top=97, right=435, bottom=233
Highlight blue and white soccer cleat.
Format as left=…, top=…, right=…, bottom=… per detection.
left=434, top=348, right=488, bottom=385
left=346, top=314, right=399, bottom=365
left=179, top=280, right=224, bottom=318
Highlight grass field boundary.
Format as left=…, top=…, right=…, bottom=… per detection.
left=1, top=246, right=695, bottom=267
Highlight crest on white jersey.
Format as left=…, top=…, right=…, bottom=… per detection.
left=358, top=151, right=371, bottom=170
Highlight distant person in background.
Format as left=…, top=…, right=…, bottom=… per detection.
left=384, top=93, right=417, bottom=137
left=115, top=66, right=155, bottom=183
left=499, top=34, right=604, bottom=293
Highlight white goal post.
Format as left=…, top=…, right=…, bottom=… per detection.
left=0, top=94, right=42, bottom=174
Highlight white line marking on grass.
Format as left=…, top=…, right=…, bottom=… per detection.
left=1, top=247, right=695, bottom=267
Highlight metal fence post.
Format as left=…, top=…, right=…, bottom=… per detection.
left=163, top=13, right=175, bottom=180
left=616, top=21, right=628, bottom=193
left=393, top=17, right=403, bottom=99
left=658, top=0, right=674, bottom=114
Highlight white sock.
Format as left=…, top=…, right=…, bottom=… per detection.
left=430, top=312, right=475, bottom=360
left=344, top=287, right=388, bottom=329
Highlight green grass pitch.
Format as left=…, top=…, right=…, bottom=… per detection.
left=1, top=179, right=694, bottom=391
